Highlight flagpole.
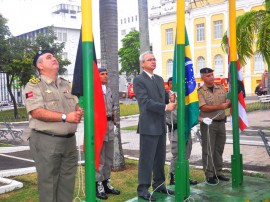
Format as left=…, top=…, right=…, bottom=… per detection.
left=229, top=0, right=243, bottom=188
left=175, top=0, right=189, bottom=201
left=81, top=0, right=97, bottom=201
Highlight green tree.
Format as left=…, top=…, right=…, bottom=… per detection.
left=118, top=30, right=140, bottom=76
left=222, top=1, right=270, bottom=94
left=0, top=16, right=70, bottom=118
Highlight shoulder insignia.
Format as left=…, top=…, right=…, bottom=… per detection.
left=29, top=77, right=40, bottom=84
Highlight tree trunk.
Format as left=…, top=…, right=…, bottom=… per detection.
left=99, top=0, right=125, bottom=170
left=266, top=0, right=270, bottom=94
left=138, top=0, right=150, bottom=73
left=6, top=73, right=18, bottom=119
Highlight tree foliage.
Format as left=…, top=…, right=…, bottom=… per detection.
left=118, top=30, right=140, bottom=76
left=221, top=1, right=270, bottom=93
left=0, top=14, right=70, bottom=118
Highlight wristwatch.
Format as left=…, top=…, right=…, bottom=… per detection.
left=61, top=113, right=67, bottom=122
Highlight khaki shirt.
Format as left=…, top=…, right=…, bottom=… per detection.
left=198, top=84, right=227, bottom=120
left=23, top=75, right=78, bottom=135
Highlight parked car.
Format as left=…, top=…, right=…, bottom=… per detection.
left=128, top=84, right=136, bottom=100
left=255, top=83, right=267, bottom=96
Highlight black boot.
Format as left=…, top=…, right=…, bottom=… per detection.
left=102, top=179, right=120, bottom=195
left=96, top=181, right=108, bottom=200
left=169, top=173, right=175, bottom=185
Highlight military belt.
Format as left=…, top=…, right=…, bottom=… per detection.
left=34, top=130, right=75, bottom=138
left=212, top=119, right=225, bottom=122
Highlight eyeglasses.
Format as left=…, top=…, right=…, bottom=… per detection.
left=145, top=58, right=156, bottom=62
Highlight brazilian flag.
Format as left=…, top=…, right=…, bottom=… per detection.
left=172, top=28, right=199, bottom=140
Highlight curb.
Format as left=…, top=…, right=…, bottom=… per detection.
left=0, top=177, right=23, bottom=194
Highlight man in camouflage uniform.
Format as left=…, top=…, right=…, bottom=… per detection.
left=23, top=50, right=83, bottom=202
left=95, top=68, right=120, bottom=200
left=198, top=67, right=231, bottom=184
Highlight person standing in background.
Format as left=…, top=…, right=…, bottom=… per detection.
left=95, top=68, right=120, bottom=200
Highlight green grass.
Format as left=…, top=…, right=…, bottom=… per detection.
left=0, top=108, right=28, bottom=122
left=0, top=101, right=268, bottom=123
left=0, top=143, right=12, bottom=147
left=0, top=159, right=206, bottom=202
left=121, top=125, right=138, bottom=130
left=0, top=104, right=139, bottom=122
left=120, top=104, right=139, bottom=117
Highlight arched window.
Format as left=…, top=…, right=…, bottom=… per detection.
left=197, top=56, right=205, bottom=75
left=214, top=54, right=223, bottom=75
left=254, top=52, right=264, bottom=72
left=167, top=59, right=173, bottom=78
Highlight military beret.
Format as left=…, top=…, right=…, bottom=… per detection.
left=98, top=67, right=107, bottom=73
left=200, top=67, right=214, bottom=74
left=33, top=50, right=53, bottom=67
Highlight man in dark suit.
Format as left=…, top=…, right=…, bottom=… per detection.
left=133, top=51, right=176, bottom=201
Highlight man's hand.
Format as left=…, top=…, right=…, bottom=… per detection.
left=67, top=111, right=83, bottom=123
left=219, top=103, right=230, bottom=110
left=202, top=117, right=212, bottom=125
left=166, top=103, right=176, bottom=111
left=169, top=92, right=176, bottom=103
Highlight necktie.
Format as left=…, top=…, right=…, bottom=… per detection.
left=151, top=76, right=162, bottom=98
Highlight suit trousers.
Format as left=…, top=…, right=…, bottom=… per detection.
left=137, top=133, right=166, bottom=195
left=29, top=130, right=78, bottom=202
left=96, top=139, right=114, bottom=182
left=200, top=122, right=226, bottom=178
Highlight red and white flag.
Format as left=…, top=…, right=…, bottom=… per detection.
left=227, top=38, right=248, bottom=131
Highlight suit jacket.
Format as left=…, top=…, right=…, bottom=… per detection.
left=133, top=71, right=169, bottom=136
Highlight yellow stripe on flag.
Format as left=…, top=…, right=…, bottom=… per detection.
left=82, top=0, right=93, bottom=42
left=185, top=90, right=199, bottom=105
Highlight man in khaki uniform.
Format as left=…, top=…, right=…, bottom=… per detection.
left=198, top=67, right=231, bottom=184
left=23, top=50, right=83, bottom=202
left=95, top=68, right=120, bottom=200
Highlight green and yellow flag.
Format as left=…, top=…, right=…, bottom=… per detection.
left=172, top=28, right=199, bottom=140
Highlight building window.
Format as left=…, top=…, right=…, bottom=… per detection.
left=124, top=18, right=126, bottom=24
left=121, top=19, right=122, bottom=24
left=62, top=52, right=68, bottom=60
left=128, top=17, right=130, bottom=23
left=254, top=52, right=264, bottom=72
left=214, top=20, right=222, bottom=39
left=121, top=29, right=126, bottom=35
left=166, top=28, right=173, bottom=45
left=132, top=16, right=134, bottom=22
left=196, top=23, right=205, bottom=42
left=167, top=59, right=173, bottom=77
left=197, top=56, right=205, bottom=75
left=57, top=32, right=62, bottom=41
left=135, top=15, right=138, bottom=21
left=63, top=32, right=67, bottom=42
left=214, top=54, right=223, bottom=75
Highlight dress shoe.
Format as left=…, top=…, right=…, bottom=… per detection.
left=102, top=179, right=120, bottom=195
left=206, top=177, right=217, bottom=184
left=189, top=178, right=198, bottom=185
left=138, top=193, right=156, bottom=201
left=216, top=175, right=230, bottom=181
left=96, top=181, right=108, bottom=200
left=154, top=188, right=174, bottom=195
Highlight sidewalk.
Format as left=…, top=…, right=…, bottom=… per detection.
left=0, top=110, right=270, bottom=194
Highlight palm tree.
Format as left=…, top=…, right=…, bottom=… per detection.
left=99, top=0, right=125, bottom=170
left=222, top=0, right=270, bottom=94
